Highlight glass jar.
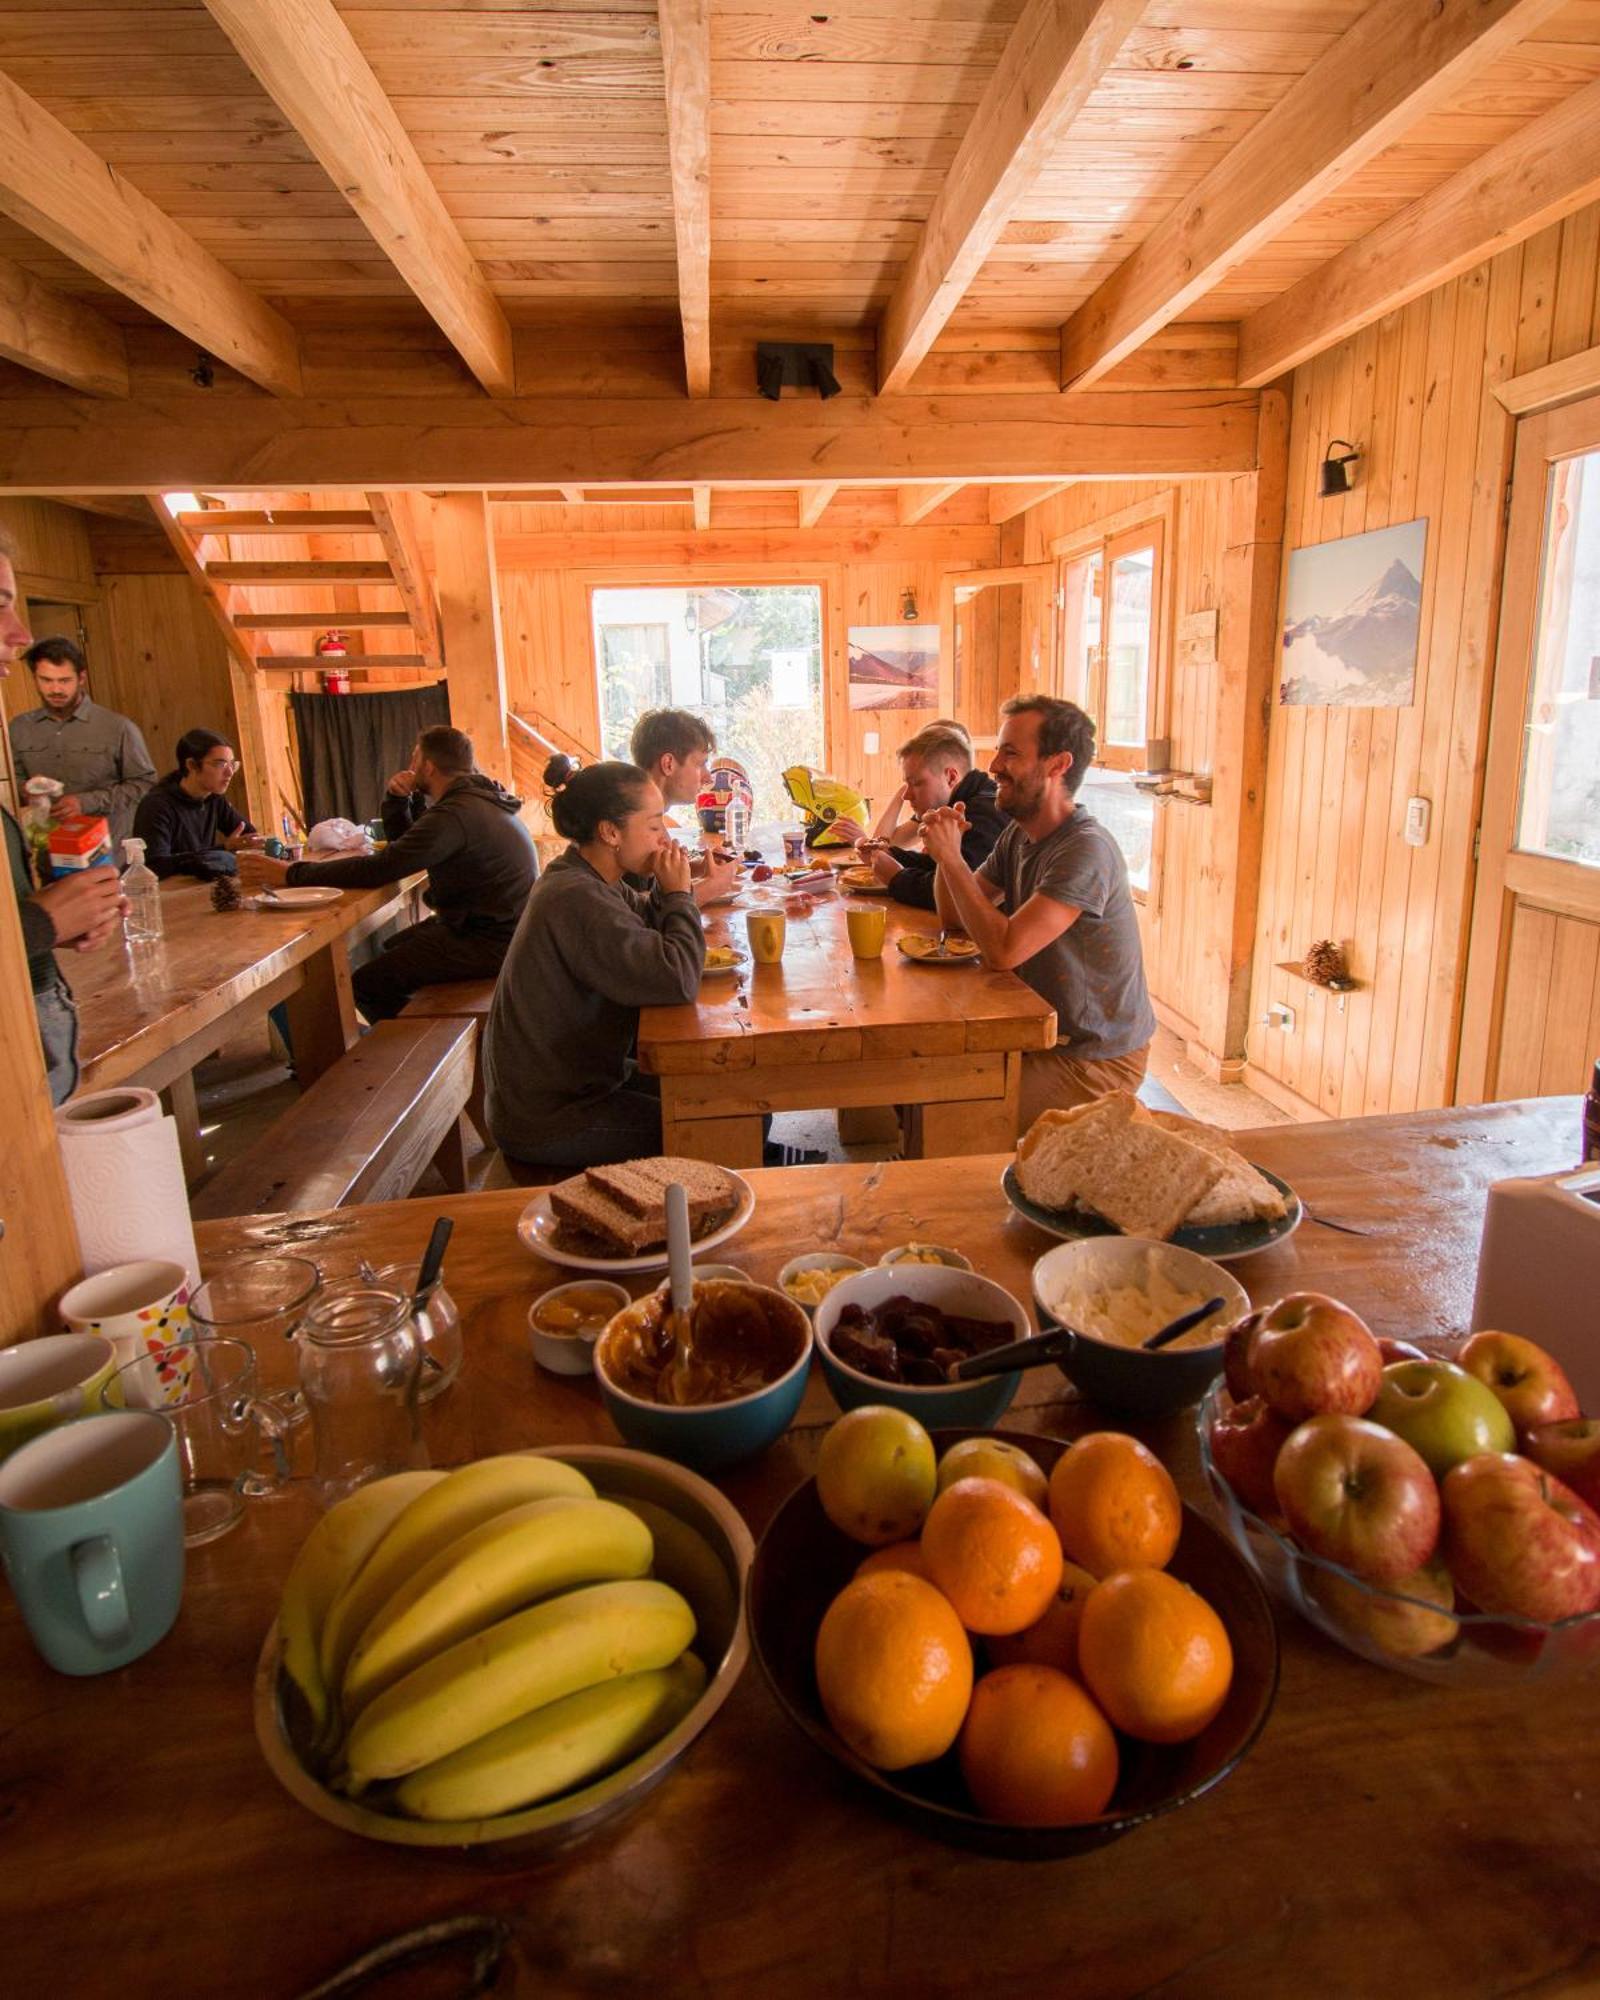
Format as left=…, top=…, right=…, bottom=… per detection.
left=372, top=1262, right=462, bottom=1402
left=295, top=1285, right=425, bottom=1508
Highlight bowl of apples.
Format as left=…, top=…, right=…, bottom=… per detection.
left=1198, top=1295, right=1600, bottom=1684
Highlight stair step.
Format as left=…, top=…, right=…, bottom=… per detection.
left=236, top=609, right=413, bottom=629
left=207, top=561, right=396, bottom=583
left=256, top=654, right=427, bottom=670
left=178, top=510, right=378, bottom=533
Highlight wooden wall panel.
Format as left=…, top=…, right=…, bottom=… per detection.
left=1248, top=200, right=1600, bottom=1120
left=1494, top=906, right=1600, bottom=1100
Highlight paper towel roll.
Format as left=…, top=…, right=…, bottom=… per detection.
left=56, top=1087, right=201, bottom=1289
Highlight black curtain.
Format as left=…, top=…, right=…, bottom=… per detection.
left=291, top=684, right=450, bottom=827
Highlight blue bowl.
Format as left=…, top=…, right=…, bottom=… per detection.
left=594, top=1282, right=812, bottom=1473
left=812, top=1265, right=1029, bottom=1430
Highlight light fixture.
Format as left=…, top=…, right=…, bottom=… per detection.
left=1319, top=440, right=1360, bottom=497
left=755, top=341, right=842, bottom=401
left=900, top=588, right=918, bottom=622
left=190, top=350, right=215, bottom=389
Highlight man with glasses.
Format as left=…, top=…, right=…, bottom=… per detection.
left=131, top=728, right=258, bottom=880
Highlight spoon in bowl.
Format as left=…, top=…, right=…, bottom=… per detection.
left=949, top=1296, right=1227, bottom=1381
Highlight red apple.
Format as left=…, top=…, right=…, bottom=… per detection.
left=1251, top=1293, right=1383, bottom=1424
left=1441, top=1452, right=1600, bottom=1623
left=1311, top=1556, right=1459, bottom=1660
left=1525, top=1418, right=1600, bottom=1512
left=1272, top=1414, right=1440, bottom=1584
left=1458, top=1330, right=1579, bottom=1437
left=1208, top=1393, right=1294, bottom=1522
left=1223, top=1308, right=1269, bottom=1402
left=1378, top=1338, right=1431, bottom=1367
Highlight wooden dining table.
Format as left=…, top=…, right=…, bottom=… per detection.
left=637, top=866, right=1056, bottom=1167
left=62, top=874, right=424, bottom=1176
left=3, top=1095, right=1594, bottom=1999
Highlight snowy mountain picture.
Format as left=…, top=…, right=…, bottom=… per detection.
left=1280, top=518, right=1427, bottom=707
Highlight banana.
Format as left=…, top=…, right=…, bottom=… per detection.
left=341, top=1495, right=653, bottom=1718
left=617, top=1497, right=739, bottom=1653
left=316, top=1454, right=595, bottom=1712
left=277, top=1470, right=445, bottom=1738
left=393, top=1652, right=707, bottom=1823
left=342, top=1578, right=696, bottom=1786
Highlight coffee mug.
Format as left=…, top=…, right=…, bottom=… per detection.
left=59, top=1260, right=193, bottom=1394
left=0, top=1411, right=184, bottom=1675
left=0, top=1334, right=120, bottom=1461
left=846, top=904, right=887, bottom=960
left=746, top=910, right=787, bottom=964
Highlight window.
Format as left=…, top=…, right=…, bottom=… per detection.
left=1516, top=446, right=1600, bottom=869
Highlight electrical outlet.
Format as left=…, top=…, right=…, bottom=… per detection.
left=1268, top=1001, right=1296, bottom=1034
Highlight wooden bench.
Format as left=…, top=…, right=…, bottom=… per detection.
left=399, top=979, right=497, bottom=1143
left=192, top=1017, right=477, bottom=1219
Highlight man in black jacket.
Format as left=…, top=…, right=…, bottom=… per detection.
left=863, top=721, right=1005, bottom=910
left=239, top=725, right=538, bottom=1020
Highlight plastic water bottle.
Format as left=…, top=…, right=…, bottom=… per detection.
left=121, top=837, right=164, bottom=944
left=725, top=796, right=749, bottom=856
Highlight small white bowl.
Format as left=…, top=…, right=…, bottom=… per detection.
left=690, top=1262, right=751, bottom=1284
left=878, top=1242, right=973, bottom=1273
left=777, top=1251, right=867, bottom=1315
left=528, top=1280, right=629, bottom=1377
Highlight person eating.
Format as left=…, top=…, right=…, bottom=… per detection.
left=628, top=707, right=739, bottom=907
left=922, top=694, right=1155, bottom=1127
left=132, top=729, right=258, bottom=880
left=861, top=720, right=1004, bottom=910
left=483, top=762, right=703, bottom=1171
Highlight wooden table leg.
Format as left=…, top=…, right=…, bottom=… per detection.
left=906, top=1053, right=1021, bottom=1158
left=660, top=1099, right=765, bottom=1169
left=284, top=939, right=359, bottom=1086
left=162, top=1072, right=207, bottom=1185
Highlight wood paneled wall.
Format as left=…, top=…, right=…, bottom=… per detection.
left=95, top=575, right=249, bottom=807
left=1248, top=205, right=1600, bottom=1121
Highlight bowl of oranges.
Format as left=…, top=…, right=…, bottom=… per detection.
left=748, top=1414, right=1278, bottom=1857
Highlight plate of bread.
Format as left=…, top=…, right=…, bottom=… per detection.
left=1004, top=1092, right=1300, bottom=1261
left=839, top=866, right=889, bottom=894
left=518, top=1156, right=755, bottom=1273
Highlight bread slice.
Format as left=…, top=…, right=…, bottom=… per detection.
left=584, top=1155, right=734, bottom=1225
left=1016, top=1091, right=1225, bottom=1240
left=547, top=1176, right=662, bottom=1255
left=1146, top=1113, right=1289, bottom=1227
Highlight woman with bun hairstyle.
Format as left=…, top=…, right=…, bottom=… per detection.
left=483, top=761, right=704, bottom=1168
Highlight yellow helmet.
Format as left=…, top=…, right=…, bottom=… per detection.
left=781, top=766, right=869, bottom=846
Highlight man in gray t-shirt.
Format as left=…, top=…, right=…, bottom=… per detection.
left=922, top=695, right=1156, bottom=1130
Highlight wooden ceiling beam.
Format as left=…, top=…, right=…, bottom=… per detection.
left=658, top=0, right=712, bottom=396
left=797, top=483, right=839, bottom=528
left=897, top=483, right=966, bottom=526
left=877, top=0, right=1144, bottom=396
left=54, top=495, right=150, bottom=523
left=0, top=256, right=129, bottom=399
left=1237, top=77, right=1600, bottom=387
left=200, top=0, right=514, bottom=399
left=0, top=71, right=300, bottom=398
left=1058, top=0, right=1566, bottom=391
left=988, top=481, right=1075, bottom=524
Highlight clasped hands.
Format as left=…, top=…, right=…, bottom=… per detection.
left=917, top=801, right=969, bottom=866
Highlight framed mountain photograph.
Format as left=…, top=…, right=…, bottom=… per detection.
left=1280, top=518, right=1428, bottom=707
left=846, top=625, right=940, bottom=710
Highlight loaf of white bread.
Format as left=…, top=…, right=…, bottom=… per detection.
left=548, top=1156, right=740, bottom=1256
left=1015, top=1092, right=1288, bottom=1240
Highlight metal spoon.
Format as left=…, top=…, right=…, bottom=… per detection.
left=1141, top=1294, right=1226, bottom=1351
left=664, top=1183, right=700, bottom=1403
left=949, top=1295, right=1227, bottom=1381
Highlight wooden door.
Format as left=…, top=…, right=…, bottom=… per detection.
left=1458, top=393, right=1600, bottom=1103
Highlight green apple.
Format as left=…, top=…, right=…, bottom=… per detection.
left=1369, top=1359, right=1516, bottom=1477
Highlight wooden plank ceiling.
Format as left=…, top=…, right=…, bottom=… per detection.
left=0, top=0, right=1595, bottom=399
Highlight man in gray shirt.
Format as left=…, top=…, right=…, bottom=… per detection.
left=924, top=693, right=1156, bottom=1129
left=10, top=637, right=155, bottom=852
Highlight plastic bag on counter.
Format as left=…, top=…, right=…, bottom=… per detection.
left=306, top=817, right=373, bottom=856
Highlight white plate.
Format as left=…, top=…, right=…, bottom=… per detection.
left=517, top=1171, right=757, bottom=1274
left=702, top=951, right=747, bottom=977
left=259, top=885, right=344, bottom=907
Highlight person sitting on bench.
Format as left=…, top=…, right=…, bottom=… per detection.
left=239, top=725, right=538, bottom=1021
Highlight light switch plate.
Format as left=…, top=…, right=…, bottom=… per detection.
left=863, top=731, right=880, bottom=755
left=1404, top=796, right=1431, bottom=847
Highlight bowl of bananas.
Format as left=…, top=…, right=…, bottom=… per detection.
left=254, top=1444, right=753, bottom=1850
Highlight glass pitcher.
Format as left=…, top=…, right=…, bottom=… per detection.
left=295, top=1285, right=425, bottom=1508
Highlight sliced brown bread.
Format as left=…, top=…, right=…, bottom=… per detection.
left=1015, top=1091, right=1225, bottom=1239
left=548, top=1156, right=739, bottom=1255
left=584, top=1155, right=735, bottom=1225
left=547, top=1176, right=664, bottom=1255
left=1145, top=1113, right=1289, bottom=1227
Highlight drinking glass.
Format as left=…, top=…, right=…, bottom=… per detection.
left=189, top=1255, right=322, bottom=1426
left=101, top=1337, right=289, bottom=1547
left=371, top=1262, right=463, bottom=1402
left=296, top=1285, right=425, bottom=1508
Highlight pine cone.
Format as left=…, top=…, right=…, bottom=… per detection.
left=1303, top=938, right=1347, bottom=987
left=211, top=875, right=243, bottom=913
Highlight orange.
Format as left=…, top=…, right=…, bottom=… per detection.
left=1077, top=1568, right=1234, bottom=1745
left=958, top=1664, right=1119, bottom=1826
left=1047, top=1432, right=1182, bottom=1578
left=816, top=1406, right=937, bottom=1547
left=985, top=1560, right=1098, bottom=1674
left=855, top=1539, right=931, bottom=1582
left=814, top=1571, right=974, bottom=1771
left=936, top=1437, right=1049, bottom=1511
left=920, top=1476, right=1064, bottom=1636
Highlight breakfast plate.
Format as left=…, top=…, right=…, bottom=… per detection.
left=702, top=946, right=747, bottom=976
left=517, top=1172, right=756, bottom=1274
left=897, top=933, right=981, bottom=964
left=839, top=867, right=889, bottom=894
left=1000, top=1161, right=1302, bottom=1263
left=257, top=885, right=344, bottom=907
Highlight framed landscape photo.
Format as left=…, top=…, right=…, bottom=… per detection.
left=1280, top=518, right=1428, bottom=708
left=847, top=625, right=940, bottom=710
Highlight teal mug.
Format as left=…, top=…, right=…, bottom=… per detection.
left=0, top=1412, right=184, bottom=1675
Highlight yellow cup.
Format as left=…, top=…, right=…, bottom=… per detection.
left=746, top=910, right=787, bottom=964
left=847, top=904, right=887, bottom=960
left=0, top=1334, right=120, bottom=1461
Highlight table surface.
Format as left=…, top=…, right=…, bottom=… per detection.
left=64, top=876, right=419, bottom=1091
left=4, top=1097, right=1595, bottom=1999
left=637, top=867, right=1057, bottom=1075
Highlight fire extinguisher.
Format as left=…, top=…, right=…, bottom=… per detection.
left=316, top=629, right=350, bottom=694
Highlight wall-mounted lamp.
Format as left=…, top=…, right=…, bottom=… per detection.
left=900, top=587, right=919, bottom=622
left=1319, top=440, right=1360, bottom=497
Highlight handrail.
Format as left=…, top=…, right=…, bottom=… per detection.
left=507, top=707, right=599, bottom=768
